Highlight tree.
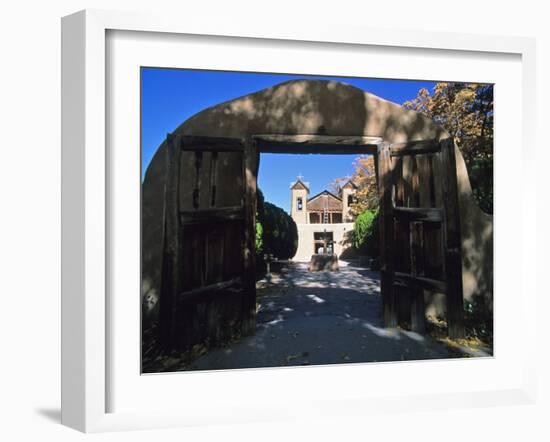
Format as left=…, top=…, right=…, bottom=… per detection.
left=255, top=189, right=298, bottom=260
left=255, top=189, right=265, bottom=254
left=352, top=209, right=379, bottom=258
left=332, top=82, right=493, bottom=215
left=403, top=83, right=494, bottom=214
left=261, top=202, right=298, bottom=259
left=331, top=155, right=378, bottom=215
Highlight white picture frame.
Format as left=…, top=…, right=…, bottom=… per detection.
left=61, top=9, right=537, bottom=433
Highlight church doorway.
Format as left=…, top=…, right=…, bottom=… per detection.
left=313, top=231, right=334, bottom=255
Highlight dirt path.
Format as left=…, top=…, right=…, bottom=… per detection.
left=186, top=261, right=454, bottom=371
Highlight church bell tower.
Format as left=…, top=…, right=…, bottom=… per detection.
left=290, top=176, right=309, bottom=224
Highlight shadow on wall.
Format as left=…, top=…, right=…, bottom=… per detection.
left=179, top=80, right=444, bottom=143
left=456, top=147, right=493, bottom=315
left=424, top=146, right=493, bottom=321
left=338, top=229, right=358, bottom=260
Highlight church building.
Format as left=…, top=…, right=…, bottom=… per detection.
left=290, top=177, right=357, bottom=261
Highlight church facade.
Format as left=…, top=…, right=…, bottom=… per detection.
left=290, top=177, right=357, bottom=261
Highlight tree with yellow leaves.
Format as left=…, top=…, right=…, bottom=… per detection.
left=404, top=83, right=493, bottom=213
left=334, top=82, right=493, bottom=215
left=331, top=155, right=378, bottom=216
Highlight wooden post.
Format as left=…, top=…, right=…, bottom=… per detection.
left=410, top=222, right=426, bottom=333
left=409, top=157, right=426, bottom=333
left=394, top=156, right=411, bottom=326
left=377, top=142, right=397, bottom=328
left=159, top=133, right=182, bottom=350
left=439, top=138, right=465, bottom=339
left=373, top=154, right=379, bottom=192
left=242, top=136, right=258, bottom=336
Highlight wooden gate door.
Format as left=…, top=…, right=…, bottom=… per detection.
left=377, top=138, right=465, bottom=339
left=158, top=134, right=258, bottom=352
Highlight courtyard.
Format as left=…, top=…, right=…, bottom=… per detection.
left=180, top=261, right=479, bottom=371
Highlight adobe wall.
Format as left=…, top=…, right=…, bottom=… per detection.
left=293, top=222, right=355, bottom=261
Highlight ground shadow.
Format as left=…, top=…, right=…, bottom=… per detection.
left=159, top=263, right=456, bottom=372
left=34, top=408, right=61, bottom=423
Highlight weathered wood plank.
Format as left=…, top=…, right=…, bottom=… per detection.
left=391, top=156, right=410, bottom=324
left=402, top=155, right=415, bottom=207
left=377, top=142, right=398, bottom=327
left=242, top=136, right=258, bottom=336
left=439, top=138, right=465, bottom=339
left=394, top=157, right=404, bottom=207
left=180, top=135, right=245, bottom=152
left=254, top=134, right=382, bottom=146
left=254, top=134, right=379, bottom=154
left=373, top=153, right=379, bottom=190
left=408, top=156, right=426, bottom=332
left=159, top=133, right=182, bottom=349
left=424, top=152, right=445, bottom=279
left=392, top=206, right=443, bottom=223
left=178, top=277, right=243, bottom=303
left=394, top=272, right=447, bottom=293
left=390, top=139, right=441, bottom=157
left=259, top=144, right=379, bottom=155
left=180, top=206, right=244, bottom=224
left=410, top=222, right=425, bottom=277
left=409, top=220, right=426, bottom=333
left=209, top=151, right=218, bottom=207
left=216, top=152, right=245, bottom=207
left=416, top=154, right=432, bottom=208
left=410, top=156, right=420, bottom=207
left=431, top=149, right=444, bottom=208
left=192, top=151, right=203, bottom=209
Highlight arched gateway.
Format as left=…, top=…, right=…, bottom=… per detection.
left=142, top=79, right=493, bottom=353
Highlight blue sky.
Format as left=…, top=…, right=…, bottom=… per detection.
left=141, top=68, right=436, bottom=213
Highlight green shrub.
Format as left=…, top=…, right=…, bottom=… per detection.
left=255, top=221, right=263, bottom=254
left=464, top=295, right=493, bottom=342
left=255, top=189, right=298, bottom=261
left=352, top=209, right=380, bottom=258
left=261, top=202, right=298, bottom=259
left=468, top=156, right=493, bottom=215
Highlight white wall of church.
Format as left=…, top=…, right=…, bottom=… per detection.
left=292, top=223, right=355, bottom=261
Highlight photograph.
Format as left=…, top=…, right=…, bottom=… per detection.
left=1, top=0, right=545, bottom=438
left=140, top=69, right=494, bottom=373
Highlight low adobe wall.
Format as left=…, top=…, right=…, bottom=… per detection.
left=293, top=222, right=355, bottom=262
